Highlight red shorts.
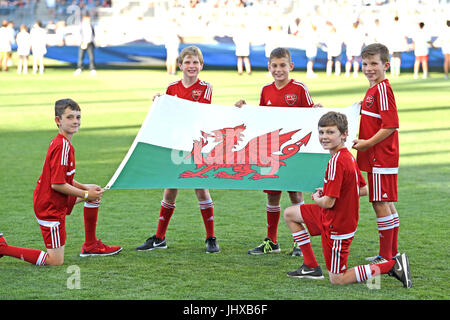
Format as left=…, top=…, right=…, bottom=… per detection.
left=36, top=217, right=66, bottom=249
left=300, top=204, right=353, bottom=274
left=263, top=190, right=300, bottom=195
left=415, top=55, right=428, bottom=63
left=367, top=172, right=397, bottom=202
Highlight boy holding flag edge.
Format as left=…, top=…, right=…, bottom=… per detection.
left=136, top=46, right=219, bottom=254
left=236, top=47, right=322, bottom=256
left=1, top=98, right=122, bottom=266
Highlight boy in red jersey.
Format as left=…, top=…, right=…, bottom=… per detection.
left=283, top=111, right=411, bottom=288
left=136, top=46, right=219, bottom=253
left=0, top=99, right=122, bottom=266
left=352, top=43, right=401, bottom=264
left=236, top=47, right=321, bottom=256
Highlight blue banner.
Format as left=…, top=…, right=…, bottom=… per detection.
left=43, top=40, right=445, bottom=69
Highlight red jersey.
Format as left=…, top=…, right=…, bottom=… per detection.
left=33, top=133, right=77, bottom=221
left=166, top=79, right=212, bottom=103
left=259, top=79, right=314, bottom=107
left=357, top=79, right=399, bottom=174
left=321, top=148, right=366, bottom=239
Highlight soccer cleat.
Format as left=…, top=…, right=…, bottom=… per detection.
left=0, top=233, right=6, bottom=258
left=135, top=235, right=167, bottom=251
left=389, top=253, right=412, bottom=288
left=80, top=239, right=122, bottom=257
left=287, top=264, right=324, bottom=280
left=248, top=238, right=280, bottom=255
left=369, top=256, right=389, bottom=264
left=366, top=253, right=400, bottom=262
left=288, top=242, right=303, bottom=257
left=205, top=236, right=220, bottom=253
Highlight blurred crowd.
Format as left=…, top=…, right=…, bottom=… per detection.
left=0, top=0, right=449, bottom=77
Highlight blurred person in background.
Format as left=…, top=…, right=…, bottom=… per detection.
left=304, top=22, right=319, bottom=78
left=233, top=24, right=252, bottom=75
left=6, top=21, right=15, bottom=68
left=264, top=26, right=277, bottom=63
left=387, top=16, right=408, bottom=78
left=74, top=14, right=96, bottom=76
left=344, top=21, right=365, bottom=78
left=31, top=20, right=47, bottom=74
left=16, top=24, right=32, bottom=74
left=165, top=18, right=181, bottom=75
left=432, top=20, right=450, bottom=79
left=0, top=20, right=15, bottom=72
left=412, top=22, right=431, bottom=79
left=325, top=22, right=342, bottom=76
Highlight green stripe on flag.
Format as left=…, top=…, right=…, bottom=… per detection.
left=109, top=142, right=330, bottom=191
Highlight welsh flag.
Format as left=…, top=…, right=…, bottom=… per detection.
left=105, top=95, right=360, bottom=191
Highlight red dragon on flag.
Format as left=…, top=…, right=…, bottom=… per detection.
left=179, top=124, right=311, bottom=180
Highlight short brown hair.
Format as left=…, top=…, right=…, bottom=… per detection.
left=269, top=47, right=292, bottom=63
left=55, top=98, right=80, bottom=117
left=177, top=46, right=204, bottom=65
left=318, top=111, right=348, bottom=136
left=361, top=43, right=390, bottom=64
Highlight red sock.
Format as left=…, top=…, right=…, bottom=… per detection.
left=266, top=205, right=280, bottom=243
left=292, top=230, right=318, bottom=268
left=1, top=245, right=47, bottom=266
left=392, top=213, right=400, bottom=256
left=371, top=259, right=396, bottom=275
left=83, top=202, right=99, bottom=246
left=155, top=201, right=175, bottom=240
left=199, top=200, right=215, bottom=239
left=354, top=259, right=396, bottom=282
left=377, top=215, right=395, bottom=259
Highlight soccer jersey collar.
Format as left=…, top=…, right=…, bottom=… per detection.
left=273, top=78, right=293, bottom=90
left=181, top=78, right=200, bottom=89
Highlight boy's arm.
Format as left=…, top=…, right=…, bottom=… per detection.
left=72, top=180, right=102, bottom=191
left=312, top=188, right=336, bottom=209
left=359, top=185, right=368, bottom=197
left=51, top=182, right=103, bottom=202
left=352, top=128, right=396, bottom=152
left=72, top=180, right=87, bottom=190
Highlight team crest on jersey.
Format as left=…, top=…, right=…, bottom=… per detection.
left=365, top=94, right=375, bottom=109
left=284, top=93, right=298, bottom=106
left=191, top=89, right=203, bottom=101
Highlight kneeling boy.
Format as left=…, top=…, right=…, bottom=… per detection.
left=283, top=111, right=411, bottom=287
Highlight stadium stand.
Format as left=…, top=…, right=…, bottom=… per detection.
left=0, top=0, right=448, bottom=69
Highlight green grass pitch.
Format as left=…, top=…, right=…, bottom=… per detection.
left=0, top=62, right=449, bottom=301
